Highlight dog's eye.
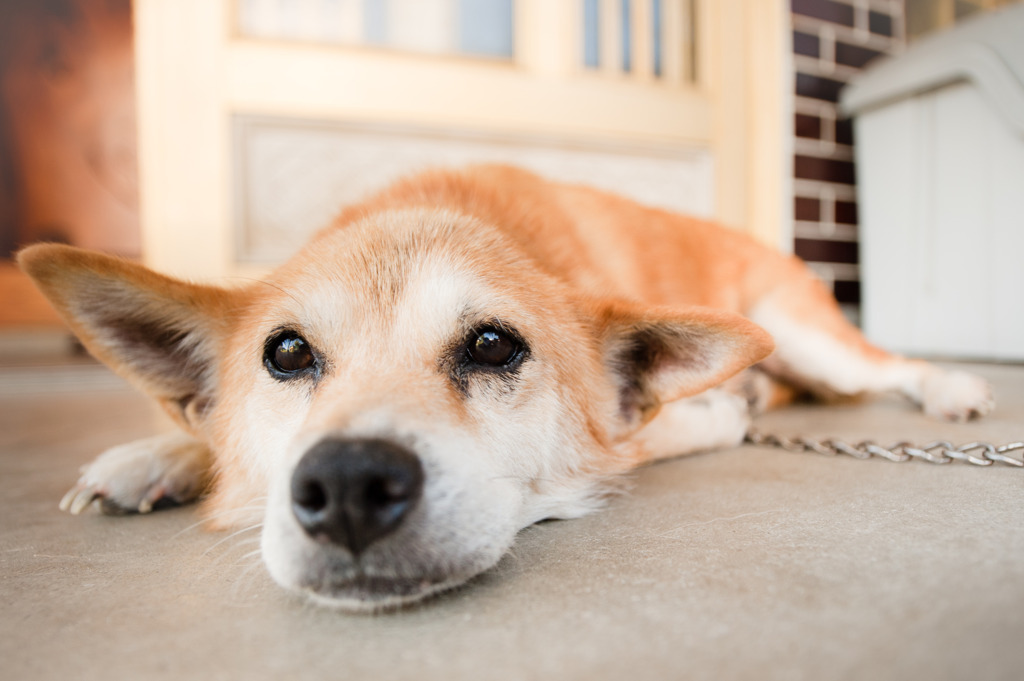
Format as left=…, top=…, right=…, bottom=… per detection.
left=466, top=327, right=520, bottom=367
left=265, top=332, right=316, bottom=377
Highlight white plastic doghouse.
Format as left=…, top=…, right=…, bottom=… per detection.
left=841, top=5, right=1024, bottom=361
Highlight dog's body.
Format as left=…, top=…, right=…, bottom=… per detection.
left=20, top=165, right=992, bottom=610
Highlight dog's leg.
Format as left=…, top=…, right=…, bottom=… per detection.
left=60, top=430, right=212, bottom=515
left=630, top=389, right=752, bottom=462
left=748, top=273, right=994, bottom=422
left=720, top=367, right=806, bottom=415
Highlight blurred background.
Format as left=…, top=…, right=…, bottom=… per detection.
left=0, top=0, right=1021, bottom=358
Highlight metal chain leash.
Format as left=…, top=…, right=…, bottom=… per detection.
left=744, top=430, right=1024, bottom=467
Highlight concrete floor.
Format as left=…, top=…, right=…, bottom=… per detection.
left=2, top=356, right=1023, bottom=681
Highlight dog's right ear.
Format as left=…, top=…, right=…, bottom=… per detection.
left=586, top=297, right=774, bottom=438
left=17, top=244, right=237, bottom=432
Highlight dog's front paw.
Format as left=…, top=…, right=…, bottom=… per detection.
left=59, top=432, right=211, bottom=515
left=920, top=369, right=995, bottom=422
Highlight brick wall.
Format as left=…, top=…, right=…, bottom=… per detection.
left=790, top=0, right=906, bottom=319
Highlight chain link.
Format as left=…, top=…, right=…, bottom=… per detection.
left=744, top=431, right=1024, bottom=468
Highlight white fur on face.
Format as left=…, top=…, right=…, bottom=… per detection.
left=227, top=214, right=617, bottom=610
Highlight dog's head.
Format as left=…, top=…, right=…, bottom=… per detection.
left=19, top=208, right=771, bottom=610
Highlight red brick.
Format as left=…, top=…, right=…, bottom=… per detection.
left=794, top=155, right=857, bottom=184
left=794, top=238, right=859, bottom=264
left=793, top=31, right=820, bottom=57
left=795, top=197, right=822, bottom=221
left=835, top=200, right=858, bottom=225
left=835, top=42, right=884, bottom=68
left=796, top=113, right=822, bottom=139
left=791, top=0, right=855, bottom=27
left=796, top=73, right=845, bottom=102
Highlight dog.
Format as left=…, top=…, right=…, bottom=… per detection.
left=18, top=165, right=993, bottom=611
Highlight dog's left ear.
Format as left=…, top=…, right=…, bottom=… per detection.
left=17, top=244, right=237, bottom=433
left=591, top=299, right=774, bottom=434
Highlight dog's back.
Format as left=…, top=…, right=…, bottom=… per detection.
left=323, top=164, right=789, bottom=313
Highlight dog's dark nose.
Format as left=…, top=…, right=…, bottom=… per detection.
left=290, top=438, right=424, bottom=556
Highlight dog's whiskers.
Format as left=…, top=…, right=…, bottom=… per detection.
left=226, top=554, right=272, bottom=604
left=170, top=501, right=268, bottom=539
left=201, top=523, right=264, bottom=557
left=232, top=548, right=263, bottom=566
left=208, top=537, right=263, bottom=566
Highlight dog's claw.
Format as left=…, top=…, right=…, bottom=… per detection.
left=58, top=486, right=76, bottom=513
left=136, top=484, right=169, bottom=514
left=61, top=484, right=101, bottom=515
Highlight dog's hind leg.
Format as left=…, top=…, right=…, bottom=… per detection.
left=60, top=430, right=212, bottom=515
left=746, top=268, right=994, bottom=422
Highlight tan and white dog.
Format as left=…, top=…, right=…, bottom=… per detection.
left=19, top=165, right=992, bottom=611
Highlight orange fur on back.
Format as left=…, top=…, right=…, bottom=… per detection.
left=321, top=166, right=789, bottom=313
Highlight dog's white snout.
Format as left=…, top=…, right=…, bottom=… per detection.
left=289, top=438, right=425, bottom=556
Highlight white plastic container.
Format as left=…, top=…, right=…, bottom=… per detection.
left=841, top=5, right=1024, bottom=361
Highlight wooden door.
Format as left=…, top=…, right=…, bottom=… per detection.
left=134, top=0, right=790, bottom=282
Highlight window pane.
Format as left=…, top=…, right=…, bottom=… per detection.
left=239, top=0, right=515, bottom=60
left=652, top=0, right=662, bottom=77
left=363, top=0, right=388, bottom=45
left=688, top=0, right=697, bottom=82
left=583, top=0, right=600, bottom=69
left=621, top=0, right=631, bottom=72
left=459, top=0, right=514, bottom=58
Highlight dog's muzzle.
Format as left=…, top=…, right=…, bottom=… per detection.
left=290, top=438, right=424, bottom=556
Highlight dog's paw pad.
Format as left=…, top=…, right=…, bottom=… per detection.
left=59, top=433, right=209, bottom=516
left=921, top=370, right=995, bottom=422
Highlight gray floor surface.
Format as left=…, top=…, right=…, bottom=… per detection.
left=2, top=359, right=1023, bottom=681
